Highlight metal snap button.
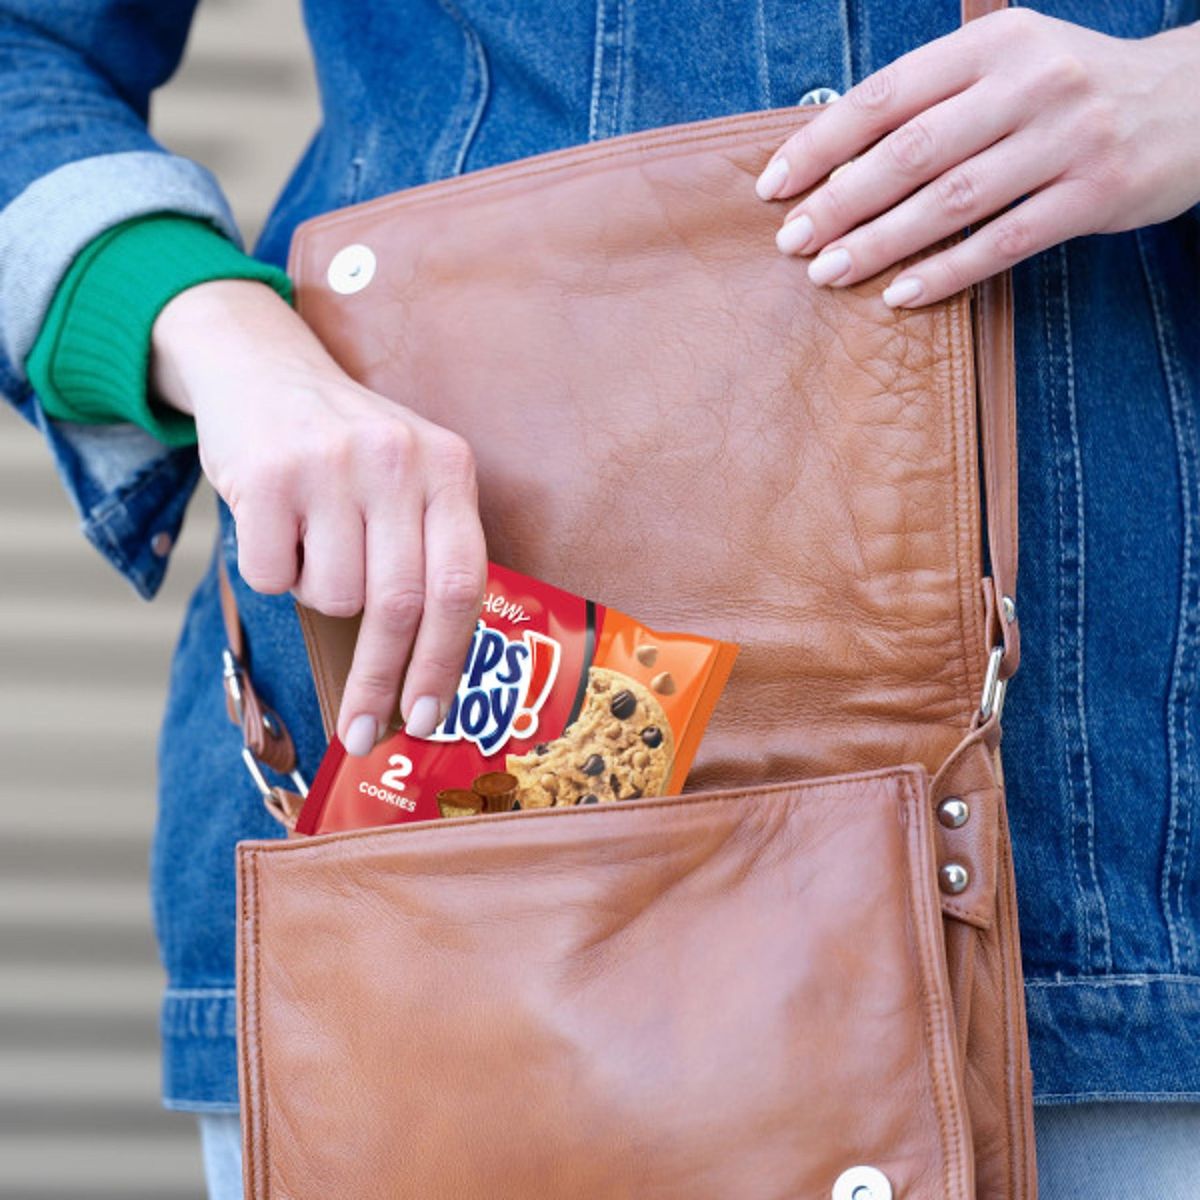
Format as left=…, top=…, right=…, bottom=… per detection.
left=798, top=86, right=841, bottom=107
left=940, top=862, right=970, bottom=895
left=937, top=796, right=970, bottom=829
left=327, top=243, right=377, bottom=295
left=832, top=1164, right=893, bottom=1200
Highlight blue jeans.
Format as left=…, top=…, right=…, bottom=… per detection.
left=199, top=1104, right=1200, bottom=1199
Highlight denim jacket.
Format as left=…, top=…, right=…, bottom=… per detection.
left=1, top=0, right=1198, bottom=1111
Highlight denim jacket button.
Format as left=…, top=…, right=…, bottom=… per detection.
left=151, top=531, right=173, bottom=557
left=797, top=86, right=840, bottom=107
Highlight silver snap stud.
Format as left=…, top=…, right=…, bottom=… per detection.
left=150, top=531, right=173, bottom=558
left=937, top=796, right=970, bottom=829
left=1001, top=594, right=1016, bottom=624
left=940, top=862, right=970, bottom=895
left=832, top=1164, right=892, bottom=1200
left=798, top=86, right=841, bottom=107
left=327, top=243, right=377, bottom=295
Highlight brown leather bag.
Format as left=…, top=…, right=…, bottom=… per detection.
left=232, top=2, right=1036, bottom=1195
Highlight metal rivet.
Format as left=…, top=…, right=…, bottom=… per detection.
left=150, top=531, right=173, bottom=557
left=1001, top=594, right=1016, bottom=624
left=940, top=862, right=970, bottom=895
left=937, top=796, right=970, bottom=829
left=798, top=86, right=841, bottom=107
left=832, top=1165, right=892, bottom=1200
left=327, top=243, right=377, bottom=295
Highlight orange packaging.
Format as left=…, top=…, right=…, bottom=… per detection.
left=295, top=562, right=739, bottom=834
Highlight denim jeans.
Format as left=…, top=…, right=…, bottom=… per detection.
left=198, top=1104, right=1200, bottom=1199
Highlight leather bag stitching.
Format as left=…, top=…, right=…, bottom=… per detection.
left=903, top=770, right=969, bottom=1198
left=243, top=762, right=931, bottom=858
left=290, top=107, right=822, bottom=253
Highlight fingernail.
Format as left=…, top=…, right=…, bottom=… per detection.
left=808, top=247, right=852, bottom=286
left=775, top=213, right=815, bottom=255
left=883, top=276, right=925, bottom=308
left=344, top=714, right=378, bottom=757
left=755, top=155, right=790, bottom=200
left=405, top=694, right=441, bottom=739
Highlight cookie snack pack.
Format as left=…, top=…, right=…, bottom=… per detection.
left=294, top=563, right=739, bottom=835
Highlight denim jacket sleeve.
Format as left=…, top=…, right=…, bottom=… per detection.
left=0, top=2, right=246, bottom=598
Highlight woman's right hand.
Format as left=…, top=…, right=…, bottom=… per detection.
left=150, top=278, right=487, bottom=757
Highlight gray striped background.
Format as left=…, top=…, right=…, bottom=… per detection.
left=0, top=1, right=318, bottom=1194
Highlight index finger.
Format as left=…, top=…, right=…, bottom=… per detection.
left=337, top=495, right=426, bottom=754
left=754, top=24, right=987, bottom=203
left=396, top=473, right=488, bottom=737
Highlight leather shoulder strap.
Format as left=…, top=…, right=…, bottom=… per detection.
left=962, top=0, right=1006, bottom=19
left=961, top=0, right=1020, bottom=680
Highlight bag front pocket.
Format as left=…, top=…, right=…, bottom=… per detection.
left=238, top=763, right=974, bottom=1200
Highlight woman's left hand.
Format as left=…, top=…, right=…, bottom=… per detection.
left=755, top=9, right=1200, bottom=307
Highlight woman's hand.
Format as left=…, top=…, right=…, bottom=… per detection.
left=151, top=279, right=487, bottom=756
left=755, top=9, right=1200, bottom=307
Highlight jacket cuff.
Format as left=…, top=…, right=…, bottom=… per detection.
left=0, top=151, right=246, bottom=374
left=25, top=214, right=294, bottom=447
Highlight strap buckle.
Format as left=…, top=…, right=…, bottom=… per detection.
left=240, top=746, right=310, bottom=802
left=222, top=649, right=309, bottom=800
left=222, top=648, right=247, bottom=723
left=977, top=593, right=1016, bottom=723
left=978, top=643, right=1008, bottom=723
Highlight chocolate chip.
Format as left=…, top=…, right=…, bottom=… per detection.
left=626, top=788, right=643, bottom=801
left=635, top=644, right=658, bottom=667
left=610, top=689, right=637, bottom=719
left=534, top=743, right=548, bottom=755
left=579, top=793, right=599, bottom=805
left=651, top=671, right=676, bottom=695
left=609, top=773, right=621, bottom=796
left=641, top=726, right=663, bottom=748
left=581, top=753, right=605, bottom=776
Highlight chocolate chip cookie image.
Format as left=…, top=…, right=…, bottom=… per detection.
left=505, top=667, right=675, bottom=807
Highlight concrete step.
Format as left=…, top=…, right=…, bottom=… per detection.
left=4, top=791, right=161, bottom=840
left=5, top=1046, right=166, bottom=1106
left=0, top=875, right=150, bottom=928
left=0, top=962, right=165, bottom=1018
left=0, top=1131, right=205, bottom=1199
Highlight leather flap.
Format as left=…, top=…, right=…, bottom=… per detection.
left=238, top=763, right=976, bottom=1199
left=287, top=105, right=1004, bottom=788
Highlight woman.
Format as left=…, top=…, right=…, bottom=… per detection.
left=1, top=1, right=1197, bottom=1196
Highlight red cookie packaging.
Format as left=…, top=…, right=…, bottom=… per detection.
left=294, top=563, right=739, bottom=835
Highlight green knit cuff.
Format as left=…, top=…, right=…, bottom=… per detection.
left=26, top=213, right=294, bottom=447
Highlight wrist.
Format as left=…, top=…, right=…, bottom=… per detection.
left=151, top=278, right=313, bottom=417
left=1154, top=22, right=1200, bottom=208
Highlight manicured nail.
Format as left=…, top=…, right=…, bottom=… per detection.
left=344, top=713, right=378, bottom=757
left=807, top=247, right=852, bottom=286
left=755, top=156, right=790, bottom=200
left=883, top=276, right=925, bottom=308
left=775, top=214, right=815, bottom=255
left=405, top=694, right=440, bottom=739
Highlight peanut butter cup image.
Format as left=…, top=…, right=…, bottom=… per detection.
left=505, top=667, right=674, bottom=808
